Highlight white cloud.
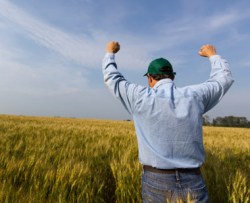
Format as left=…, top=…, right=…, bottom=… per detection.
left=0, top=0, right=157, bottom=71
left=0, top=0, right=102, bottom=68
left=155, top=9, right=249, bottom=48
left=0, top=0, right=248, bottom=75
left=208, top=12, right=245, bottom=29
left=0, top=59, right=87, bottom=96
left=240, top=60, right=250, bottom=68
left=0, top=42, right=89, bottom=96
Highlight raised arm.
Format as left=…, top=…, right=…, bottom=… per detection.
left=102, top=42, right=145, bottom=114
left=190, top=44, right=234, bottom=113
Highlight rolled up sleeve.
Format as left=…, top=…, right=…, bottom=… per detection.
left=189, top=55, right=234, bottom=113
left=102, top=53, right=142, bottom=114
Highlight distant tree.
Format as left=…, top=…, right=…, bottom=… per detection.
left=203, top=115, right=211, bottom=126
left=213, top=117, right=223, bottom=126
left=212, top=116, right=249, bottom=128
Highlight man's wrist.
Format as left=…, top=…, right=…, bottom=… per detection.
left=105, top=53, right=115, bottom=61
left=209, top=55, right=220, bottom=62
left=106, top=52, right=115, bottom=56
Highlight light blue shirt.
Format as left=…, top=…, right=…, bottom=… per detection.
left=102, top=53, right=234, bottom=169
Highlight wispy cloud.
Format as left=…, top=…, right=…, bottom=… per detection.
left=240, top=60, right=250, bottom=68
left=0, top=0, right=156, bottom=71
left=208, top=12, right=244, bottom=29
left=0, top=49, right=88, bottom=95
left=156, top=10, right=249, bottom=47
left=1, top=0, right=249, bottom=73
left=0, top=0, right=102, bottom=68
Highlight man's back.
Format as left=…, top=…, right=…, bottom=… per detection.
left=132, top=78, right=205, bottom=169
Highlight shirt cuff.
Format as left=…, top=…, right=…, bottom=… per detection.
left=105, top=53, right=115, bottom=59
left=209, top=55, right=221, bottom=62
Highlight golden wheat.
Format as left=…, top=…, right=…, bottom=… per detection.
left=0, top=115, right=249, bottom=202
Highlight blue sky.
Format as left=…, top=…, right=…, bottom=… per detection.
left=0, top=0, right=249, bottom=120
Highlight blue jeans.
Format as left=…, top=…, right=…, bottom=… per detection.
left=142, top=169, right=209, bottom=203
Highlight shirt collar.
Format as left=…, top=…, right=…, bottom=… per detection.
left=153, top=78, right=173, bottom=89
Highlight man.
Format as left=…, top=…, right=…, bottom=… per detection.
left=102, top=42, right=234, bottom=202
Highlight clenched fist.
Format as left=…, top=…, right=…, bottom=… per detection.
left=106, top=41, right=120, bottom=54
left=198, top=44, right=216, bottom=57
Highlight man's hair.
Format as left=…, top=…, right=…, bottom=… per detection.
left=149, top=74, right=175, bottom=81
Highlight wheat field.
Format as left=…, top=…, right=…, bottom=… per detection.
left=0, top=115, right=249, bottom=203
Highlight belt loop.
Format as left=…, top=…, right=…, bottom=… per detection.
left=175, top=170, right=180, bottom=181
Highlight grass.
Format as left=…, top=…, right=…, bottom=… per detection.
left=0, top=115, right=249, bottom=202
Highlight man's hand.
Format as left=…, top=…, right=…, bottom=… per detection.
left=198, top=44, right=216, bottom=57
left=106, top=41, right=120, bottom=54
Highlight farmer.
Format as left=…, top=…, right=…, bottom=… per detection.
left=102, top=42, right=234, bottom=202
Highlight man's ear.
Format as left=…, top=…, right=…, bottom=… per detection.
left=147, top=75, right=155, bottom=87
left=148, top=75, right=153, bottom=83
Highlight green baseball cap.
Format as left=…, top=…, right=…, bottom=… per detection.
left=144, top=58, right=176, bottom=76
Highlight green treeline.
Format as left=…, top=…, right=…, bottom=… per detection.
left=203, top=115, right=250, bottom=128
